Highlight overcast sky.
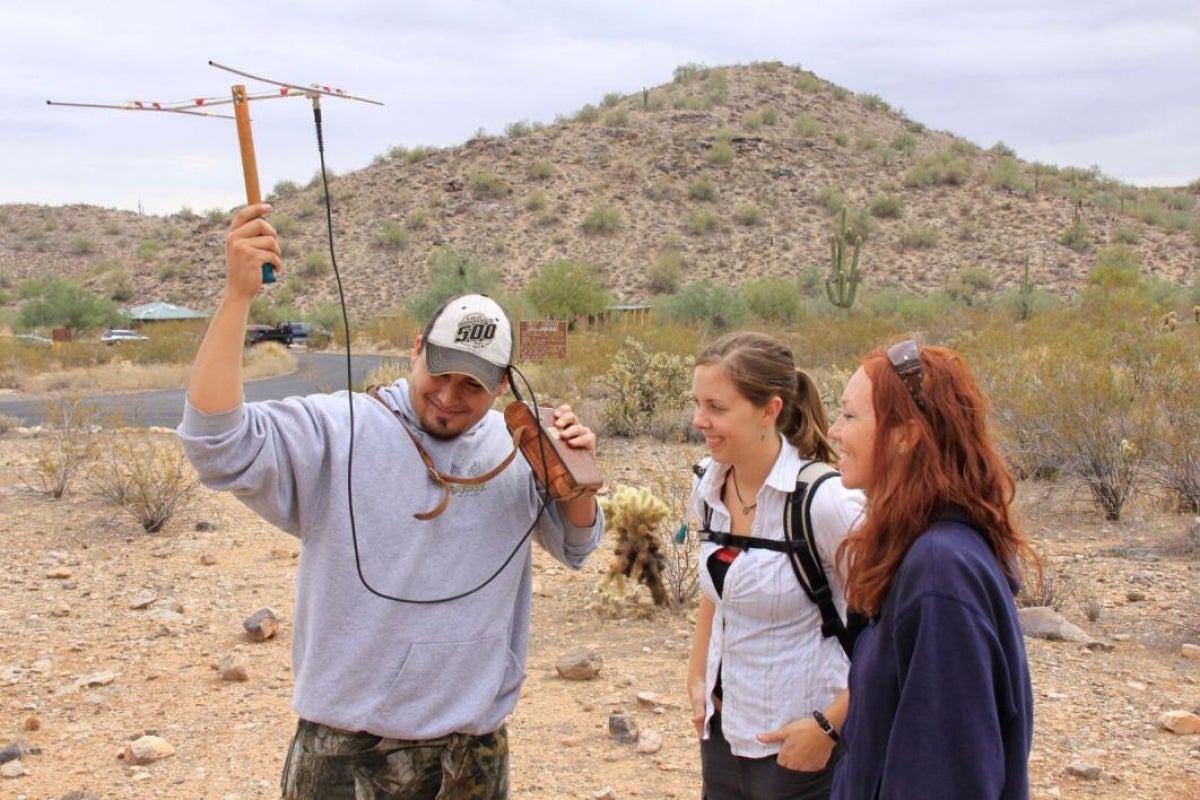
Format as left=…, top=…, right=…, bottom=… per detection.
left=2, top=1, right=1197, bottom=216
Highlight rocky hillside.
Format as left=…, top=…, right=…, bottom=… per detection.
left=1, top=62, right=1197, bottom=320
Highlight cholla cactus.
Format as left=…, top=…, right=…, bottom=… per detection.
left=597, top=485, right=672, bottom=606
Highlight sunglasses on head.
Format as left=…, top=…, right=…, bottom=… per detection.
left=887, top=339, right=925, bottom=410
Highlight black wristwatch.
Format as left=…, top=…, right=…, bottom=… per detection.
left=812, top=709, right=840, bottom=743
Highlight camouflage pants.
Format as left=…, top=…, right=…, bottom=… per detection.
left=280, top=719, right=509, bottom=800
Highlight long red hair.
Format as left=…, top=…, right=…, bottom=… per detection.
left=836, top=343, right=1040, bottom=617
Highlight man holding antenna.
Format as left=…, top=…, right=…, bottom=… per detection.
left=178, top=204, right=604, bottom=800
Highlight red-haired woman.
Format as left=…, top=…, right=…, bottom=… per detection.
left=828, top=340, right=1039, bottom=800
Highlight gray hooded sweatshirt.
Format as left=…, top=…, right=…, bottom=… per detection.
left=177, top=380, right=602, bottom=739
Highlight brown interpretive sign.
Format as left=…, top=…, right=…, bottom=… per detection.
left=518, top=320, right=568, bottom=361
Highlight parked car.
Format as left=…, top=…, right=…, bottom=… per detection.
left=282, top=321, right=332, bottom=343
left=245, top=324, right=294, bottom=347
left=15, top=333, right=53, bottom=346
left=100, top=329, right=148, bottom=344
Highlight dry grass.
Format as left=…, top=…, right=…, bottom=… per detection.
left=4, top=343, right=296, bottom=393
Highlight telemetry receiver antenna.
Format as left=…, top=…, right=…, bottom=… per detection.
left=47, top=62, right=383, bottom=284
left=208, top=61, right=383, bottom=283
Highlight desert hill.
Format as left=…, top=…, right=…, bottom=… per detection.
left=1, top=61, right=1196, bottom=320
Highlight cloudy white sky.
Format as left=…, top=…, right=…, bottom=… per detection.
left=2, top=1, right=1197, bottom=216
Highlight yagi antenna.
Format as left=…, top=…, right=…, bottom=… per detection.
left=47, top=61, right=384, bottom=284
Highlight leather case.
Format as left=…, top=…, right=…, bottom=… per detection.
left=504, top=401, right=603, bottom=500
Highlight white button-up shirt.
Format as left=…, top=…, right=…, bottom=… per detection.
left=693, top=439, right=865, bottom=758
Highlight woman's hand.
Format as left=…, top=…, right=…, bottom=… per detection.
left=757, top=718, right=835, bottom=771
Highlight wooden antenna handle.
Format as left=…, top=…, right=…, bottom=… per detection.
left=231, top=85, right=275, bottom=283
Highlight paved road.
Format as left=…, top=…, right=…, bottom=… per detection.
left=0, top=351, right=399, bottom=428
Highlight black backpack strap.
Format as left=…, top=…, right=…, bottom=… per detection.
left=700, top=529, right=800, bottom=552
left=784, top=461, right=857, bottom=658
left=696, top=456, right=802, bottom=555
left=693, top=458, right=713, bottom=531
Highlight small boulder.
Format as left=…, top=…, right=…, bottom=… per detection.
left=243, top=607, right=280, bottom=641
left=1158, top=710, right=1200, bottom=735
left=121, top=734, right=175, bottom=765
left=556, top=648, right=602, bottom=681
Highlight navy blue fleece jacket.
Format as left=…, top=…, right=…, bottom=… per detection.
left=832, top=521, right=1033, bottom=800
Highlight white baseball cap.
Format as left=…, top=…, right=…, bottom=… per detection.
left=421, top=294, right=513, bottom=392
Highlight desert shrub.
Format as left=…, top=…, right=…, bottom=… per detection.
left=898, top=226, right=940, bottom=250
left=1059, top=208, right=1093, bottom=251
left=797, top=265, right=824, bottom=297
left=868, top=194, right=903, bottom=219
left=135, top=239, right=163, bottom=261
left=1016, top=568, right=1066, bottom=610
left=674, top=62, right=709, bottom=84
left=22, top=395, right=103, bottom=499
left=523, top=260, right=611, bottom=328
left=17, top=280, right=124, bottom=335
left=0, top=413, right=20, bottom=433
left=405, top=251, right=502, bottom=321
left=271, top=215, right=303, bottom=236
left=943, top=267, right=995, bottom=306
left=646, top=451, right=705, bottom=606
left=603, top=107, right=629, bottom=127
left=1143, top=342, right=1200, bottom=512
left=742, top=108, right=777, bottom=130
left=795, top=71, right=823, bottom=92
left=90, top=433, right=200, bottom=533
left=794, top=114, right=822, bottom=141
left=706, top=141, right=734, bottom=165
left=1113, top=227, right=1139, bottom=244
left=71, top=237, right=97, bottom=255
left=375, top=220, right=409, bottom=250
left=988, top=156, right=1033, bottom=194
left=858, top=92, right=890, bottom=112
left=581, top=202, right=621, bottom=235
left=740, top=277, right=806, bottom=325
left=407, top=208, right=430, bottom=230
left=600, top=338, right=692, bottom=438
left=647, top=247, right=684, bottom=295
left=815, top=187, right=845, bottom=214
left=897, top=225, right=940, bottom=250
left=890, top=132, right=917, bottom=155
left=903, top=149, right=972, bottom=187
left=524, top=189, right=547, bottom=213
left=687, top=177, right=719, bottom=202
left=573, top=104, right=599, bottom=123
left=656, top=280, right=748, bottom=332
left=526, top=160, right=555, bottom=181
left=992, top=326, right=1155, bottom=520
left=105, top=270, right=135, bottom=302
left=468, top=170, right=511, bottom=198
left=299, top=252, right=331, bottom=278
left=504, top=119, right=532, bottom=138
left=683, top=209, right=720, bottom=235
left=732, top=202, right=763, bottom=226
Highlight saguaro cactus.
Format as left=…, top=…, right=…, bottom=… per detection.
left=825, top=206, right=862, bottom=309
left=1016, top=255, right=1035, bottom=321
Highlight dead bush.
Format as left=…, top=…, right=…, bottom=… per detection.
left=22, top=395, right=102, bottom=498
left=90, top=432, right=200, bottom=532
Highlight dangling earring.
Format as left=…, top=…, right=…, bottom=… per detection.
left=759, top=428, right=766, bottom=442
